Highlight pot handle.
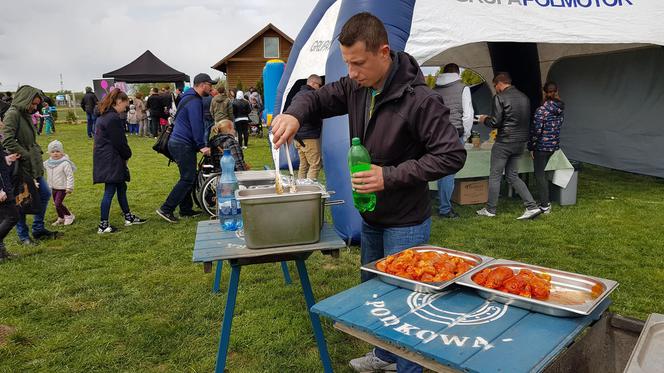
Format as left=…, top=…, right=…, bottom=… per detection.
left=325, top=200, right=345, bottom=206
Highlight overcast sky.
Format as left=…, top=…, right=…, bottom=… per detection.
left=0, top=0, right=317, bottom=92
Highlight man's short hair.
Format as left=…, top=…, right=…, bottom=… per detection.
left=338, top=12, right=388, bottom=53
left=307, top=74, right=322, bottom=85
left=492, top=72, right=512, bottom=85
left=151, top=87, right=159, bottom=94
left=442, top=63, right=460, bottom=74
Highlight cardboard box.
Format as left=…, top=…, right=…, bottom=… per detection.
left=452, top=179, right=489, bottom=205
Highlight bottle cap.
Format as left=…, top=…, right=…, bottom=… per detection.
left=223, top=149, right=231, bottom=155
left=351, top=137, right=361, bottom=146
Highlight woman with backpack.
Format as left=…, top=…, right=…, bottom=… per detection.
left=93, top=89, right=146, bottom=233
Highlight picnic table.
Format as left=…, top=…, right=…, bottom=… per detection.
left=192, top=220, right=346, bottom=373
left=312, top=279, right=610, bottom=372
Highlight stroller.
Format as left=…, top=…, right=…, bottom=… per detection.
left=248, top=108, right=264, bottom=138
left=193, top=154, right=221, bottom=217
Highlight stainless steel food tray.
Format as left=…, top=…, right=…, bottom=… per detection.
left=361, top=246, right=494, bottom=294
left=624, top=313, right=664, bottom=373
left=455, top=259, right=619, bottom=317
left=235, top=170, right=277, bottom=187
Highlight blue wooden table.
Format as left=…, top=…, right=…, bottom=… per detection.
left=312, top=279, right=610, bottom=372
left=193, top=220, right=346, bottom=373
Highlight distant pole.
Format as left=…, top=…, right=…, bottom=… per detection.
left=60, top=73, right=64, bottom=92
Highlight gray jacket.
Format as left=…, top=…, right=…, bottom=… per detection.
left=484, top=86, right=530, bottom=143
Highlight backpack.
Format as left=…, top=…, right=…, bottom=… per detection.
left=152, top=95, right=197, bottom=162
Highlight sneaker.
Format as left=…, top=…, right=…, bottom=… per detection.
left=439, top=210, right=460, bottom=219
left=476, top=208, right=496, bottom=217
left=180, top=210, right=203, bottom=218
left=156, top=209, right=178, bottom=223
left=540, top=204, right=552, bottom=214
left=124, top=213, right=147, bottom=226
left=33, top=229, right=62, bottom=240
left=98, top=224, right=118, bottom=234
left=517, top=208, right=543, bottom=220
left=64, top=214, right=75, bottom=225
left=0, top=243, right=16, bottom=261
left=19, top=238, right=38, bottom=246
left=349, top=350, right=397, bottom=372
left=52, top=217, right=65, bottom=226
left=242, top=146, right=248, bottom=150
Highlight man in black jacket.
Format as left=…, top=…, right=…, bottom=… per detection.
left=271, top=13, right=466, bottom=373
left=293, top=74, right=323, bottom=180
left=478, top=72, right=541, bottom=220
left=146, top=88, right=162, bottom=137
left=80, top=87, right=98, bottom=138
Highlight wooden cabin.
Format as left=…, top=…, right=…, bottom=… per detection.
left=212, top=23, right=293, bottom=90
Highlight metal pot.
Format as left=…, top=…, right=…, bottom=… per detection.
left=236, top=184, right=343, bottom=249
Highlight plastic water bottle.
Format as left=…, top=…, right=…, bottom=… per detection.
left=217, top=150, right=243, bottom=231
left=348, top=137, right=376, bottom=212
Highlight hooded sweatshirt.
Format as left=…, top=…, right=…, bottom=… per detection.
left=170, top=89, right=205, bottom=149
left=43, top=154, right=76, bottom=190
left=1, top=85, right=45, bottom=178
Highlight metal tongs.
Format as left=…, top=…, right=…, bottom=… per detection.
left=268, top=133, right=296, bottom=194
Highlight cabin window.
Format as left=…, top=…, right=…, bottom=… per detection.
left=264, top=37, right=280, bottom=58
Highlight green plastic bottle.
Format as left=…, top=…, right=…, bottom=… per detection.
left=348, top=137, right=376, bottom=212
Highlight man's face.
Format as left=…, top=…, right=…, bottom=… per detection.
left=29, top=97, right=41, bottom=113
left=201, top=83, right=212, bottom=96
left=340, top=41, right=391, bottom=88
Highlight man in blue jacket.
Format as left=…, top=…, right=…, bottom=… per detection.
left=156, top=74, right=214, bottom=223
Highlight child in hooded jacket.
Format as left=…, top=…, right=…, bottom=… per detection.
left=127, top=104, right=139, bottom=135
left=43, top=140, right=76, bottom=225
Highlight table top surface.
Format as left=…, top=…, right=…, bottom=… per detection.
left=192, top=221, right=347, bottom=262
left=312, top=279, right=609, bottom=373
left=455, top=148, right=573, bottom=180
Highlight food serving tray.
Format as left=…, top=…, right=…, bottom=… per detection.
left=361, top=246, right=494, bottom=294
left=624, top=313, right=664, bottom=373
left=455, top=259, right=619, bottom=317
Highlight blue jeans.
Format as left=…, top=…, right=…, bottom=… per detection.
left=100, top=182, right=130, bottom=221
left=16, top=176, right=51, bottom=241
left=437, top=137, right=464, bottom=214
left=86, top=112, right=97, bottom=138
left=360, top=218, right=431, bottom=373
left=161, top=140, right=197, bottom=214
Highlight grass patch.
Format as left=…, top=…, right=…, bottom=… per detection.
left=0, top=122, right=662, bottom=372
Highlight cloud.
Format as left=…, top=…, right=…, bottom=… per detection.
left=0, top=0, right=316, bottom=92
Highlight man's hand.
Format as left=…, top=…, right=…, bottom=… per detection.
left=270, top=114, right=300, bottom=148
left=351, top=165, right=384, bottom=193
left=530, top=151, right=534, bottom=160
left=478, top=115, right=489, bottom=124
left=199, top=147, right=211, bottom=156
left=0, top=190, right=6, bottom=202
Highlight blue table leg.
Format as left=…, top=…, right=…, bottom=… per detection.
left=215, top=264, right=241, bottom=373
left=295, top=259, right=333, bottom=373
left=280, top=261, right=292, bottom=285
left=213, top=260, right=223, bottom=293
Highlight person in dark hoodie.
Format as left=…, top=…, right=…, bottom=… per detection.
left=1, top=85, right=61, bottom=245
left=93, top=89, right=146, bottom=233
left=528, top=81, right=565, bottom=214
left=80, top=87, right=98, bottom=138
left=271, top=13, right=466, bottom=373
left=0, top=146, right=20, bottom=261
left=156, top=74, right=214, bottom=223
left=292, top=74, right=323, bottom=180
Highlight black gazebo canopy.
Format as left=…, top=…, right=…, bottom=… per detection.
left=103, top=50, right=190, bottom=83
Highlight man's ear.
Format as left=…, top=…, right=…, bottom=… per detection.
left=379, top=44, right=390, bottom=59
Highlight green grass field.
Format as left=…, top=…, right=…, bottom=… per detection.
left=0, top=121, right=662, bottom=372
